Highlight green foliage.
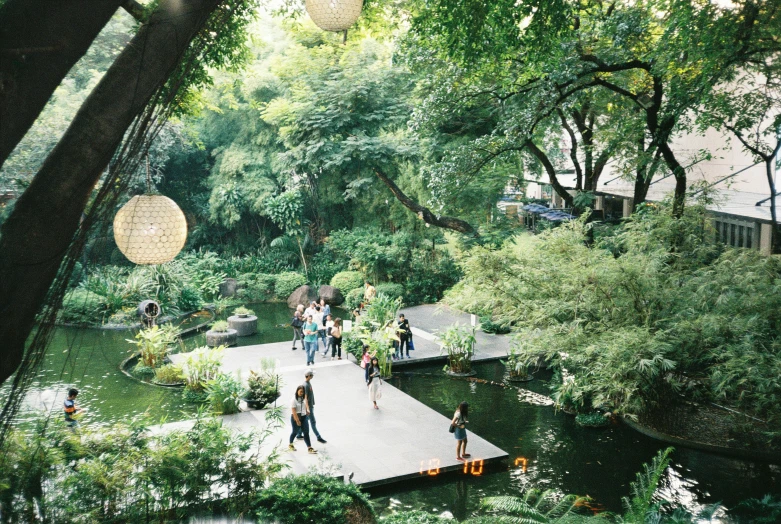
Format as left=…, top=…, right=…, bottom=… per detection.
left=380, top=510, right=449, bottom=523
left=182, top=346, right=225, bottom=394
left=177, top=285, right=203, bottom=312
left=622, top=447, right=674, bottom=522
left=375, top=283, right=404, bottom=300
left=439, top=323, right=476, bottom=374
left=575, top=413, right=610, bottom=428
left=502, top=346, right=530, bottom=380
left=253, top=474, right=375, bottom=524
left=274, top=271, right=307, bottom=298
left=126, top=324, right=180, bottom=368
left=733, top=494, right=781, bottom=524
left=58, top=288, right=105, bottom=325
left=480, top=315, right=510, bottom=334
left=206, top=373, right=242, bottom=415
left=344, top=287, right=365, bottom=311
left=342, top=330, right=365, bottom=362
left=154, top=364, right=184, bottom=385
left=211, top=320, right=230, bottom=333
left=480, top=489, right=588, bottom=523
left=238, top=272, right=277, bottom=301
left=243, top=358, right=282, bottom=409
left=233, top=306, right=255, bottom=316
left=0, top=411, right=284, bottom=522
left=330, top=270, right=365, bottom=292
left=326, top=229, right=460, bottom=305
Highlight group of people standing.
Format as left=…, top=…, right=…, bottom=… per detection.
left=290, top=299, right=343, bottom=365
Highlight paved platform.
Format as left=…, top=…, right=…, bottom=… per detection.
left=165, top=303, right=510, bottom=487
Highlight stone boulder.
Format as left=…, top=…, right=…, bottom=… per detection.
left=318, top=285, right=345, bottom=306
left=219, top=278, right=238, bottom=298
left=287, top=285, right=317, bottom=309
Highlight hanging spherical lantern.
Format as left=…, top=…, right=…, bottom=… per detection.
left=305, top=0, right=363, bottom=32
left=113, top=195, right=187, bottom=265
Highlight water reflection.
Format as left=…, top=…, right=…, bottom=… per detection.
left=371, top=362, right=780, bottom=520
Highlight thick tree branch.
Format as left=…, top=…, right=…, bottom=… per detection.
left=525, top=141, right=574, bottom=208
left=0, top=0, right=225, bottom=385
left=121, top=0, right=147, bottom=21
left=372, top=168, right=477, bottom=235
left=0, top=0, right=123, bottom=168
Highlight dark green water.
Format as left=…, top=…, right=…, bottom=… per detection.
left=6, top=308, right=779, bottom=520
left=8, top=303, right=348, bottom=426
left=370, top=362, right=781, bottom=519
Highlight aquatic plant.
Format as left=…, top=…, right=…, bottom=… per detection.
left=439, top=323, right=476, bottom=374
left=154, top=363, right=184, bottom=385
left=232, top=306, right=255, bottom=316
left=206, top=373, right=243, bottom=415
left=211, top=320, right=230, bottom=332
left=182, top=346, right=225, bottom=394
left=127, top=324, right=180, bottom=368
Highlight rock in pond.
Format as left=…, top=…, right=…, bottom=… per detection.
left=318, top=285, right=345, bottom=306
left=287, top=285, right=317, bottom=309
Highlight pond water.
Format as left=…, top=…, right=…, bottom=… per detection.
left=7, top=303, right=346, bottom=427
left=371, top=362, right=781, bottom=520
left=5, top=308, right=779, bottom=520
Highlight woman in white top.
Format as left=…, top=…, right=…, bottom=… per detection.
left=289, top=385, right=317, bottom=454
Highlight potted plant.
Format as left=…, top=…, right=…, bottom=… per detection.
left=242, top=358, right=281, bottom=409
left=205, top=320, right=238, bottom=347
left=233, top=306, right=255, bottom=318
left=439, top=323, right=477, bottom=376
left=503, top=347, right=533, bottom=382
left=228, top=307, right=258, bottom=336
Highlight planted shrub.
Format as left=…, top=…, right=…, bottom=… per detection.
left=344, top=287, right=364, bottom=311
left=206, top=373, right=243, bottom=415
left=375, top=283, right=404, bottom=300
left=243, top=359, right=282, bottom=409
left=238, top=272, right=276, bottom=301
left=182, top=346, right=225, bottom=396
left=233, top=306, right=255, bottom=316
left=274, top=271, right=307, bottom=298
left=127, top=324, right=180, bottom=368
left=440, top=324, right=476, bottom=374
left=253, top=474, right=375, bottom=524
left=480, top=315, right=511, bottom=334
left=58, top=288, right=105, bottom=324
left=211, top=320, right=230, bottom=332
left=177, top=285, right=203, bottom=312
left=154, top=364, right=184, bottom=385
left=330, top=270, right=364, bottom=292
left=575, top=412, right=610, bottom=428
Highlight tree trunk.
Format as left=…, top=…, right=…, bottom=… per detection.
left=0, top=0, right=123, bottom=167
left=373, top=168, right=477, bottom=235
left=657, top=142, right=687, bottom=217
left=0, top=0, right=224, bottom=385
left=526, top=141, right=574, bottom=208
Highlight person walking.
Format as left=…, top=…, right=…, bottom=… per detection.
left=303, top=315, right=318, bottom=366
left=395, top=313, right=412, bottom=359
left=361, top=344, right=371, bottom=383
left=297, top=370, right=327, bottom=444
left=291, top=310, right=304, bottom=351
left=452, top=401, right=470, bottom=461
left=63, top=388, right=85, bottom=428
left=319, top=298, right=331, bottom=318
left=322, top=313, right=334, bottom=357
left=330, top=318, right=343, bottom=360
left=363, top=280, right=376, bottom=305
left=289, top=385, right=317, bottom=454
left=313, top=306, right=328, bottom=355
left=367, top=356, right=382, bottom=409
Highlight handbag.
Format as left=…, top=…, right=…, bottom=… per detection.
left=408, top=339, right=415, bottom=351
left=449, top=423, right=456, bottom=433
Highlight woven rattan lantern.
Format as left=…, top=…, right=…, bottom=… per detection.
left=305, top=0, right=363, bottom=32
left=113, top=195, right=187, bottom=265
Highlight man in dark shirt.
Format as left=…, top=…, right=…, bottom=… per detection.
left=63, top=388, right=83, bottom=427
left=395, top=314, right=412, bottom=359
left=297, top=370, right=327, bottom=444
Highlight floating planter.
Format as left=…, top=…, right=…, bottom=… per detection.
left=228, top=315, right=258, bottom=337
left=305, top=0, right=363, bottom=32
left=114, top=194, right=187, bottom=265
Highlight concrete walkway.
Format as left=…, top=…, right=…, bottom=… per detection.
left=164, top=304, right=511, bottom=487
left=392, top=303, right=512, bottom=367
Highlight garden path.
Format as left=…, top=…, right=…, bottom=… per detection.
left=163, top=303, right=511, bottom=487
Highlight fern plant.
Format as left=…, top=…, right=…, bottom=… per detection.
left=620, top=447, right=674, bottom=522
left=480, top=489, right=588, bottom=522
